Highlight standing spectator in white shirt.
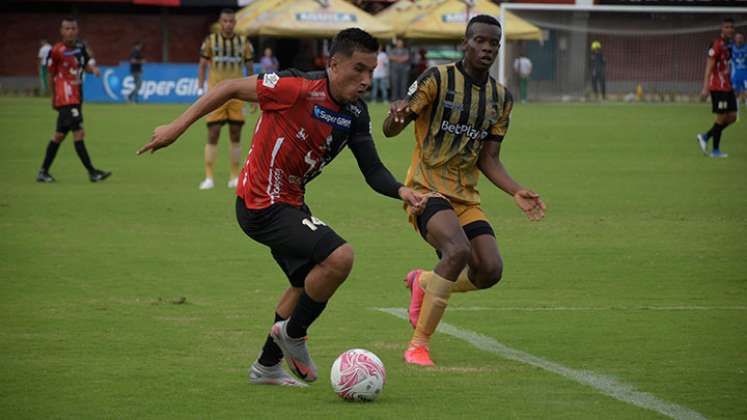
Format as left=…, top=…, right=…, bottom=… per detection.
left=371, top=45, right=389, bottom=102
left=513, top=54, right=532, bottom=103
left=38, top=39, right=52, bottom=95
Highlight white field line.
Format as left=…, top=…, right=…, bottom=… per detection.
left=375, top=307, right=707, bottom=420
left=443, top=305, right=747, bottom=312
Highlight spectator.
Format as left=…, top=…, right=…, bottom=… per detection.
left=128, top=41, right=145, bottom=103
left=591, top=40, right=606, bottom=100
left=513, top=53, right=532, bottom=103
left=38, top=39, right=52, bottom=95
left=370, top=45, right=389, bottom=102
left=389, top=39, right=411, bottom=101
left=260, top=47, right=279, bottom=73
left=413, top=48, right=428, bottom=80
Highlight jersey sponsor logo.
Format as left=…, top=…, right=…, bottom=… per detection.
left=263, top=73, right=279, bottom=89
left=439, top=119, right=488, bottom=140
left=346, top=104, right=362, bottom=117
left=407, top=81, right=418, bottom=97
left=312, top=104, right=352, bottom=130
left=443, top=100, right=464, bottom=111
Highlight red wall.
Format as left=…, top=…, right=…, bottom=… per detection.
left=0, top=3, right=220, bottom=76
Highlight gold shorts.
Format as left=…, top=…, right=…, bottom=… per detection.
left=206, top=99, right=245, bottom=125
left=406, top=192, right=489, bottom=236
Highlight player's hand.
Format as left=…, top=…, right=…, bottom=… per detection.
left=387, top=100, right=410, bottom=124
left=399, top=186, right=426, bottom=215
left=92, top=67, right=101, bottom=77
left=700, top=88, right=709, bottom=99
left=513, top=189, right=546, bottom=221
left=137, top=124, right=181, bottom=155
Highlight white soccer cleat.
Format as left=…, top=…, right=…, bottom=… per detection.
left=199, top=178, right=214, bottom=190
left=696, top=133, right=709, bottom=156
left=248, top=360, right=308, bottom=387
left=227, top=177, right=238, bottom=188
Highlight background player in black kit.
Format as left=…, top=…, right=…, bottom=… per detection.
left=138, top=28, right=425, bottom=387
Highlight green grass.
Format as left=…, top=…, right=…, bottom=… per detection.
left=1, top=97, right=745, bottom=419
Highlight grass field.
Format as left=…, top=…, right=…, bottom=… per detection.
left=1, top=97, right=745, bottom=419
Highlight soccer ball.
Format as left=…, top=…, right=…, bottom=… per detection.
left=330, top=348, right=386, bottom=401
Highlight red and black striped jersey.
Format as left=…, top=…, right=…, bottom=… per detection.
left=48, top=41, right=92, bottom=108
left=237, top=69, right=396, bottom=210
left=708, top=37, right=732, bottom=92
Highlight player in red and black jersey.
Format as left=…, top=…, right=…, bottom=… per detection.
left=138, top=29, right=425, bottom=387
left=696, top=17, right=736, bottom=158
left=36, top=17, right=111, bottom=183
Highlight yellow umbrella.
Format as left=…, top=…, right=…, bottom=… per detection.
left=376, top=0, right=444, bottom=37
left=404, top=0, right=542, bottom=41
left=234, top=0, right=293, bottom=35
left=247, top=0, right=395, bottom=39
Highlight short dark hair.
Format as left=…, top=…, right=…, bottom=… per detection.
left=723, top=17, right=734, bottom=24
left=465, top=14, right=501, bottom=38
left=220, top=8, right=235, bottom=15
left=329, top=28, right=378, bottom=58
left=61, top=17, right=77, bottom=24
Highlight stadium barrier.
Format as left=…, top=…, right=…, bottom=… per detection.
left=85, top=62, right=201, bottom=103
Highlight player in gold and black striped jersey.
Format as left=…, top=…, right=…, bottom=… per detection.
left=383, top=15, right=547, bottom=366
left=197, top=9, right=254, bottom=190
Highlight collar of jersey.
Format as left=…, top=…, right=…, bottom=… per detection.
left=455, top=60, right=489, bottom=87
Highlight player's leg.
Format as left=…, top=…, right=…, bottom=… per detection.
left=37, top=127, right=66, bottom=182
left=201, top=123, right=221, bottom=190
left=226, top=100, right=245, bottom=188
left=464, top=229, right=503, bottom=290
left=71, top=120, right=111, bottom=183
left=236, top=198, right=351, bottom=382
left=407, top=199, right=471, bottom=365
left=250, top=286, right=307, bottom=387
left=710, top=92, right=738, bottom=158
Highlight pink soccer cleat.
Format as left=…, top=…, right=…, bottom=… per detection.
left=404, top=343, right=434, bottom=366
left=404, top=269, right=425, bottom=328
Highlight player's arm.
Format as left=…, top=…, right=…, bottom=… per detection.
left=478, top=141, right=545, bottom=221
left=83, top=44, right=100, bottom=77
left=137, top=76, right=259, bottom=155
left=702, top=56, right=715, bottom=98
left=383, top=67, right=437, bottom=137
left=348, top=137, right=425, bottom=211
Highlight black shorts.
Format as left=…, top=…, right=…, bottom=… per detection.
left=711, top=91, right=737, bottom=114
left=416, top=197, right=495, bottom=242
left=235, top=197, right=347, bottom=287
left=56, top=105, right=83, bottom=134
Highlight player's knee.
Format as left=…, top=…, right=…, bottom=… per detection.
left=323, top=243, right=354, bottom=278
left=475, top=259, right=503, bottom=289
left=441, top=241, right=471, bottom=269
left=52, top=133, right=65, bottom=143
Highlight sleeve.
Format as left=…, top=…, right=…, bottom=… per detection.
left=348, top=104, right=403, bottom=199
left=487, top=88, right=514, bottom=143
left=199, top=35, right=212, bottom=60
left=255, top=69, right=305, bottom=111
left=406, top=66, right=439, bottom=118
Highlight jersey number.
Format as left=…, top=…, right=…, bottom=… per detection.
left=301, top=217, right=326, bottom=231
left=71, top=107, right=80, bottom=117
left=718, top=101, right=728, bottom=110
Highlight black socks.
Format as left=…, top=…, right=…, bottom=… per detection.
left=286, top=292, right=327, bottom=339
left=74, top=140, right=95, bottom=172
left=258, top=313, right=285, bottom=367
left=41, top=140, right=61, bottom=172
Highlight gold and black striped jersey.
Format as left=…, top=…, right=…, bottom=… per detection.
left=405, top=61, right=513, bottom=205
left=199, top=33, right=254, bottom=88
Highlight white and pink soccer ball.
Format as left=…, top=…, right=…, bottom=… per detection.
left=330, top=349, right=386, bottom=401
